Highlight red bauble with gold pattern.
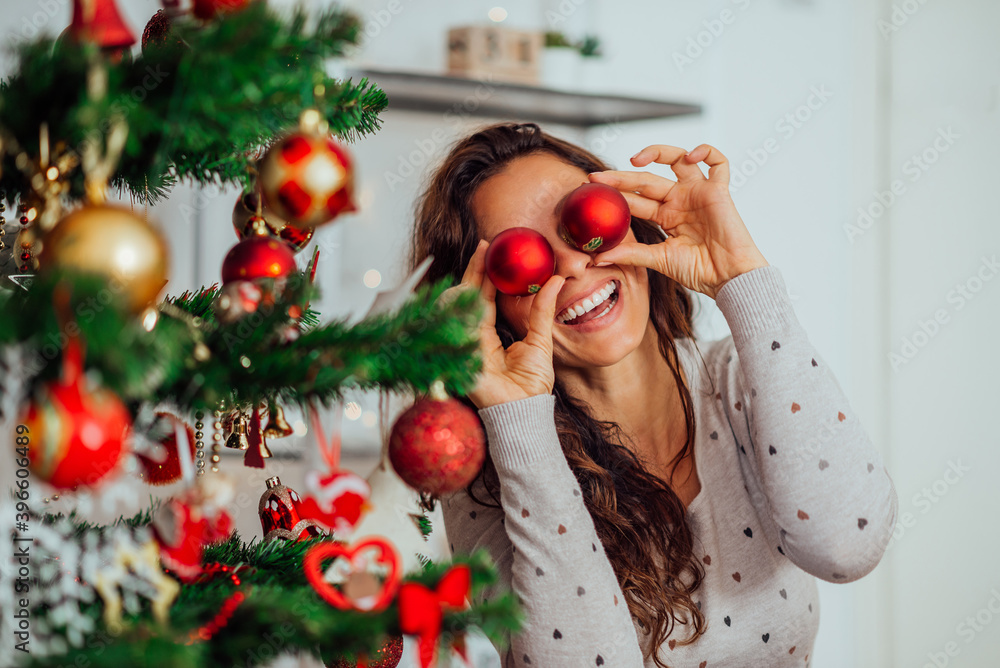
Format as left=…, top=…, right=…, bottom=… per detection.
left=135, top=412, right=196, bottom=486
left=232, top=192, right=314, bottom=252
left=325, top=635, right=404, bottom=668
left=258, top=476, right=326, bottom=542
left=221, top=231, right=297, bottom=285
left=388, top=385, right=485, bottom=497
left=19, top=340, right=130, bottom=490
left=259, top=131, right=357, bottom=230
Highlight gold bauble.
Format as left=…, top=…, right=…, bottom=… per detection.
left=39, top=204, right=169, bottom=312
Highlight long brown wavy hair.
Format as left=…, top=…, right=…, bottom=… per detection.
left=410, top=122, right=706, bottom=663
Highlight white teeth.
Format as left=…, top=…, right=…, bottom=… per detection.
left=558, top=281, right=618, bottom=323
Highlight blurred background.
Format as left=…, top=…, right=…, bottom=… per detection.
left=1, top=0, right=998, bottom=666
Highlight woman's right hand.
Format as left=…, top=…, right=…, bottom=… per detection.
left=442, top=239, right=566, bottom=409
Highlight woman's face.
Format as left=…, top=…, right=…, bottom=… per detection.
left=472, top=151, right=652, bottom=370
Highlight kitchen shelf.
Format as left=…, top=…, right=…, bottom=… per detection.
left=351, top=68, right=701, bottom=128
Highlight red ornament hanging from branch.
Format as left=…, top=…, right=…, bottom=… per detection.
left=302, top=537, right=402, bottom=612
left=192, top=0, right=249, bottom=20
left=20, top=318, right=130, bottom=490
left=221, top=222, right=297, bottom=286
left=135, top=412, right=196, bottom=486
left=325, top=635, right=403, bottom=668
left=258, top=111, right=357, bottom=230
left=258, top=476, right=325, bottom=542
left=68, top=0, right=136, bottom=56
left=152, top=478, right=235, bottom=581
left=297, top=403, right=371, bottom=535
left=388, top=382, right=485, bottom=497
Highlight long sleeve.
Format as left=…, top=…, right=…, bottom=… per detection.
left=441, top=394, right=644, bottom=667
left=707, top=265, right=898, bottom=583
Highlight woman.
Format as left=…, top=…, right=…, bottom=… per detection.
left=410, top=122, right=897, bottom=667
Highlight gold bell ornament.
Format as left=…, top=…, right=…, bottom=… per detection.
left=263, top=403, right=294, bottom=439
left=225, top=413, right=250, bottom=450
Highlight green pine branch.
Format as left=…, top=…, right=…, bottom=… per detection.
left=0, top=270, right=482, bottom=417
left=23, top=515, right=522, bottom=668
left=0, top=2, right=387, bottom=205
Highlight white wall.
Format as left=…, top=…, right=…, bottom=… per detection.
left=878, top=1, right=1000, bottom=666
left=2, top=0, right=998, bottom=665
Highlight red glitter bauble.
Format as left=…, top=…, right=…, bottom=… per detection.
left=388, top=394, right=485, bottom=497
left=325, top=635, right=404, bottom=668
left=135, top=412, right=196, bottom=486
left=259, top=132, right=356, bottom=229
left=560, top=182, right=631, bottom=252
left=141, top=10, right=172, bottom=53
left=221, top=236, right=297, bottom=285
left=484, top=227, right=555, bottom=296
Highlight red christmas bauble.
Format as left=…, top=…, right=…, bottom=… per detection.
left=258, top=476, right=326, bottom=542
left=484, top=227, right=555, bottom=296
left=232, top=192, right=314, bottom=252
left=135, top=412, right=196, bottom=485
left=388, top=394, right=485, bottom=497
left=259, top=132, right=356, bottom=229
left=141, top=9, right=172, bottom=53
left=20, top=378, right=130, bottom=489
left=192, top=0, right=248, bottom=20
left=326, top=635, right=404, bottom=668
left=221, top=236, right=297, bottom=285
left=560, top=182, right=631, bottom=252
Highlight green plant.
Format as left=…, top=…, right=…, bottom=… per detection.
left=544, top=31, right=574, bottom=48
left=578, top=34, right=603, bottom=57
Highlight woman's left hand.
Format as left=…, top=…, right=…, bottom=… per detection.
left=588, top=144, right=769, bottom=300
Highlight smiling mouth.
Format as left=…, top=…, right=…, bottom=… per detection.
left=557, top=280, right=620, bottom=326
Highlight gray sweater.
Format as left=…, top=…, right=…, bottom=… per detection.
left=442, top=266, right=898, bottom=667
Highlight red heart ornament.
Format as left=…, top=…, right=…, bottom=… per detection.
left=303, top=537, right=401, bottom=612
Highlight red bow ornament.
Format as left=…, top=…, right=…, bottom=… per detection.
left=397, top=565, right=471, bottom=668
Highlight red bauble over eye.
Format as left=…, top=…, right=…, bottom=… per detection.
left=484, top=227, right=556, bottom=296
left=560, top=182, right=631, bottom=252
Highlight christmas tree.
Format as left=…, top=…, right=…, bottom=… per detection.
left=0, top=2, right=519, bottom=667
